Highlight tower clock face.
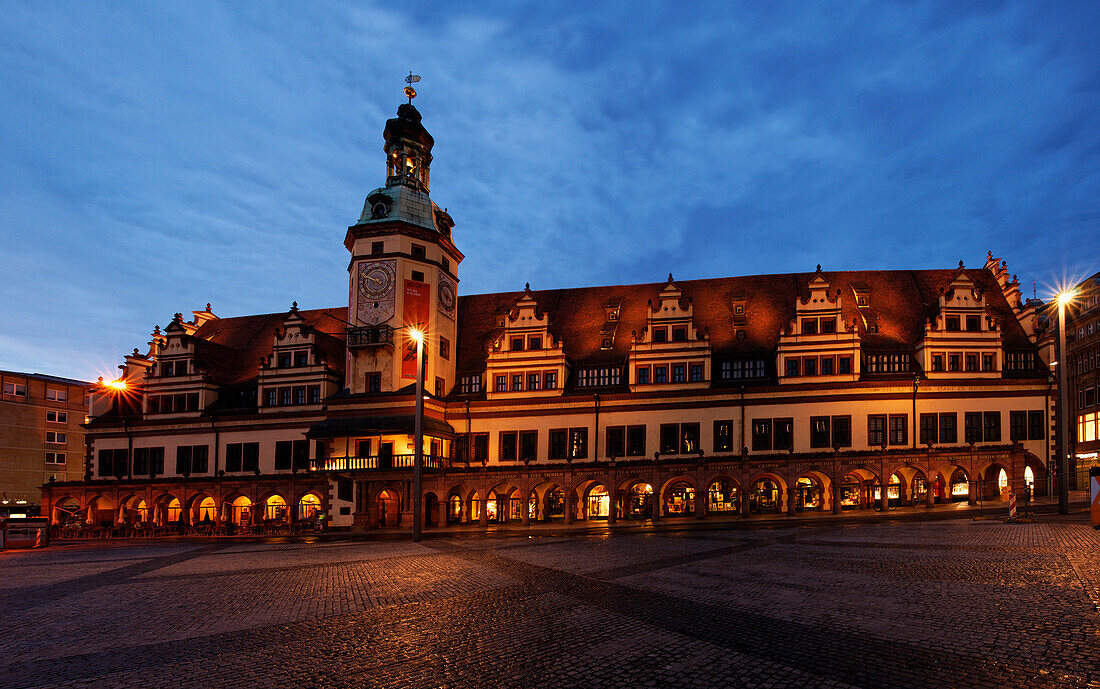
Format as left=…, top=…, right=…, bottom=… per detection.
left=356, top=260, right=396, bottom=325
left=438, top=275, right=457, bottom=318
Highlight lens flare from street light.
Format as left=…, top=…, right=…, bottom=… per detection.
left=1057, top=290, right=1076, bottom=308
left=408, top=327, right=424, bottom=344
left=106, top=379, right=128, bottom=391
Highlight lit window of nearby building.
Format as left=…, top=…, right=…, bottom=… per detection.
left=460, top=374, right=481, bottom=394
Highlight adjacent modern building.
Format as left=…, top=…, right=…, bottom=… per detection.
left=1064, top=273, right=1100, bottom=483
left=1, top=371, right=89, bottom=517
left=44, top=95, right=1056, bottom=531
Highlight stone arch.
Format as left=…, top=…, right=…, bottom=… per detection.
left=978, top=461, right=1013, bottom=502
left=704, top=474, right=741, bottom=515
left=51, top=495, right=81, bottom=525
left=154, top=493, right=183, bottom=525
left=86, top=494, right=117, bottom=526
left=528, top=480, right=567, bottom=522
left=1022, top=452, right=1048, bottom=498
left=892, top=466, right=930, bottom=506
left=618, top=477, right=655, bottom=520
left=572, top=478, right=613, bottom=521
left=794, top=470, right=830, bottom=512
left=487, top=481, right=521, bottom=523
left=933, top=464, right=972, bottom=503
left=660, top=475, right=698, bottom=517
left=837, top=468, right=878, bottom=510
left=423, top=491, right=441, bottom=528
left=444, top=483, right=476, bottom=524
left=375, top=486, right=402, bottom=528
left=747, top=472, right=786, bottom=515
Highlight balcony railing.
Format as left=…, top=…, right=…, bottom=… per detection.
left=347, top=325, right=394, bottom=348
left=312, top=454, right=442, bottom=472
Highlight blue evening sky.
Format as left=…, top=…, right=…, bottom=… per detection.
left=1, top=1, right=1098, bottom=381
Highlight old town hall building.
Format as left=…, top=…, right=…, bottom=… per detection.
left=44, top=95, right=1055, bottom=533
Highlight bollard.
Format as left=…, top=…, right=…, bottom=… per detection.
left=1008, top=493, right=1016, bottom=521
left=1091, top=467, right=1100, bottom=529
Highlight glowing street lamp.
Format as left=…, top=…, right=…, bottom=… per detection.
left=409, top=327, right=425, bottom=542
left=1055, top=287, right=1076, bottom=515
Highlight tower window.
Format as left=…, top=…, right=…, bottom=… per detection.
left=411, top=270, right=424, bottom=282
left=371, top=241, right=384, bottom=255
left=411, top=244, right=426, bottom=259
left=442, top=257, right=450, bottom=272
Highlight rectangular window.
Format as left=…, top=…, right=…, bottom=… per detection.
left=966, top=315, right=981, bottom=331
left=46, top=410, right=68, bottom=423
left=820, top=357, right=834, bottom=375
left=837, top=356, right=851, bottom=374
left=568, top=427, right=588, bottom=460
left=654, top=366, right=667, bottom=384
left=606, top=426, right=625, bottom=458
left=1010, top=411, right=1027, bottom=442
left=280, top=388, right=292, bottom=406
left=45, top=388, right=67, bottom=402
left=265, top=388, right=277, bottom=407
left=965, top=354, right=978, bottom=372
left=752, top=419, right=772, bottom=451
left=371, top=241, right=384, bottom=254
left=801, top=318, right=818, bottom=335
left=964, top=412, right=983, bottom=443
left=275, top=441, right=293, bottom=471
left=544, top=371, right=557, bottom=390
left=45, top=452, right=65, bottom=465
left=45, top=431, right=66, bottom=444
left=660, top=424, right=679, bottom=454
left=294, top=350, right=308, bottom=367
left=496, top=375, right=507, bottom=392
left=3, top=382, right=27, bottom=396
left=672, top=327, right=688, bottom=342
left=982, top=353, right=995, bottom=372
left=435, top=378, right=445, bottom=397
left=652, top=328, right=667, bottom=343
left=888, top=414, right=908, bottom=446
left=439, top=337, right=450, bottom=360
left=511, top=374, right=523, bottom=391
left=528, top=336, right=542, bottom=350
left=948, top=354, right=961, bottom=372
left=939, top=413, right=957, bottom=444
left=460, top=374, right=481, bottom=394
left=867, top=414, right=887, bottom=447
left=773, top=418, right=793, bottom=451
left=820, top=318, right=836, bottom=333
left=191, top=445, right=209, bottom=473
left=931, top=354, right=944, bottom=372
left=786, top=359, right=800, bottom=377
left=626, top=425, right=646, bottom=456
left=473, top=433, right=489, bottom=463
left=242, top=443, right=259, bottom=472
left=308, top=385, right=321, bottom=404
left=511, top=337, right=524, bottom=351
left=681, top=423, right=700, bottom=453
left=920, top=413, right=938, bottom=445
left=983, top=412, right=1001, bottom=442
left=946, top=316, right=960, bottom=331
left=689, top=363, right=703, bottom=382
left=519, top=431, right=538, bottom=462
left=294, top=386, right=306, bottom=405
left=278, top=353, right=292, bottom=368
left=832, top=416, right=851, bottom=448
left=499, top=431, right=517, bottom=462
left=1027, top=410, right=1045, bottom=440
left=636, top=366, right=650, bottom=384
left=367, top=372, right=382, bottom=393
left=671, top=364, right=685, bottom=383
left=803, top=358, right=817, bottom=376
left=549, top=429, right=567, bottom=460
left=714, top=421, right=733, bottom=453
left=226, top=443, right=243, bottom=472
left=719, top=361, right=731, bottom=380
left=528, top=373, right=540, bottom=390
left=810, top=416, right=831, bottom=448
left=411, top=243, right=426, bottom=259
left=99, top=449, right=114, bottom=476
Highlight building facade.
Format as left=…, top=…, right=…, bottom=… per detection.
left=44, top=97, right=1055, bottom=531
left=1064, top=274, right=1100, bottom=483
left=2, top=371, right=89, bottom=517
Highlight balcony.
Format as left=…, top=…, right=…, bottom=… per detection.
left=347, top=325, right=394, bottom=349
left=312, top=454, right=442, bottom=472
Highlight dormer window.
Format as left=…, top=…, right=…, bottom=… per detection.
left=734, top=304, right=744, bottom=315
left=511, top=337, right=524, bottom=351
left=858, top=296, right=868, bottom=306
left=277, top=353, right=293, bottom=368
left=802, top=319, right=818, bottom=335
left=945, top=316, right=960, bottom=331
left=528, top=336, right=542, bottom=350
left=672, top=327, right=688, bottom=342
left=653, top=328, right=668, bottom=343
left=293, top=351, right=308, bottom=367
left=821, top=319, right=836, bottom=333
left=966, top=315, right=981, bottom=332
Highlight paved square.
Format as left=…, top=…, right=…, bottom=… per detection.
left=2, top=518, right=1100, bottom=688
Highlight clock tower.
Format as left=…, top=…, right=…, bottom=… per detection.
left=344, top=90, right=463, bottom=396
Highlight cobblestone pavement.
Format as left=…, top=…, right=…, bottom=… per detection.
left=3, top=518, right=1100, bottom=688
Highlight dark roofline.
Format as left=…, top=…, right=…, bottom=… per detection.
left=0, top=370, right=92, bottom=386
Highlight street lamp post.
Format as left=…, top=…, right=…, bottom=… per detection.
left=411, top=328, right=425, bottom=542
left=1056, top=291, right=1074, bottom=515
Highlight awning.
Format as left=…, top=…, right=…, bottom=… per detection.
left=306, top=415, right=456, bottom=439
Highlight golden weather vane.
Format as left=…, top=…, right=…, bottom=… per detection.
left=405, top=72, right=420, bottom=102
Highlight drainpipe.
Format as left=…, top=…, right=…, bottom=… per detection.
left=594, top=393, right=601, bottom=461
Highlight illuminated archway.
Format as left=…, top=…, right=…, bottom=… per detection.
left=749, top=477, right=781, bottom=514
left=298, top=493, right=322, bottom=520
left=664, top=481, right=695, bottom=517
left=623, top=482, right=653, bottom=519
left=586, top=484, right=610, bottom=519
left=231, top=495, right=253, bottom=525
left=197, top=496, right=216, bottom=522
left=265, top=494, right=287, bottom=521
left=707, top=478, right=740, bottom=514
